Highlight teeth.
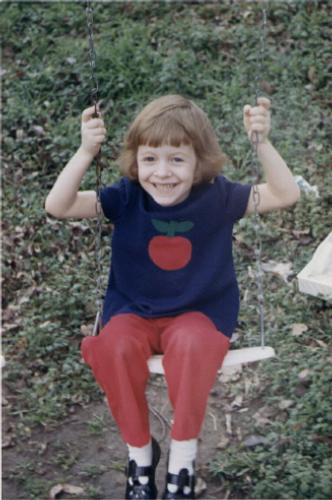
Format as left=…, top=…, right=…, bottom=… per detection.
left=154, top=184, right=176, bottom=192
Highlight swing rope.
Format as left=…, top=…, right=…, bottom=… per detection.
left=84, top=1, right=275, bottom=368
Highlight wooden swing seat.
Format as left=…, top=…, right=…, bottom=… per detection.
left=147, top=345, right=276, bottom=374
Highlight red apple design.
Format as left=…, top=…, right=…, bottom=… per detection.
left=148, top=219, right=194, bottom=271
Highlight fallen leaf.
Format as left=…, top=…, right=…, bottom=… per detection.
left=313, top=339, right=328, bottom=348
left=261, top=260, right=293, bottom=283
left=254, top=405, right=276, bottom=422
left=243, top=434, right=269, bottom=448
left=219, top=365, right=242, bottom=383
left=66, top=57, right=77, bottom=65
left=253, top=410, right=272, bottom=426
left=298, top=368, right=312, bottom=382
left=16, top=129, right=25, bottom=140
left=2, top=433, right=15, bottom=448
left=279, top=399, right=294, bottom=410
left=231, top=395, right=243, bottom=409
left=195, top=477, right=207, bottom=496
left=31, top=125, right=45, bottom=136
left=225, top=414, right=232, bottom=435
left=49, top=483, right=85, bottom=500
left=217, top=435, right=230, bottom=449
left=80, top=324, right=93, bottom=336
left=308, top=66, right=317, bottom=83
left=291, top=323, right=308, bottom=336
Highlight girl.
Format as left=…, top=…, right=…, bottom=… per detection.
left=45, top=95, right=300, bottom=499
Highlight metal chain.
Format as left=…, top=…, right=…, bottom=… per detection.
left=251, top=3, right=268, bottom=347
left=86, top=0, right=103, bottom=335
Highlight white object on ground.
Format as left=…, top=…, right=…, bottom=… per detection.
left=297, top=232, right=332, bottom=300
left=294, top=175, right=319, bottom=198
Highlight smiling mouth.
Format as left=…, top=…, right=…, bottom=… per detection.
left=153, top=183, right=178, bottom=193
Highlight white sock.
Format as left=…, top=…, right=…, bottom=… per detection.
left=168, top=438, right=197, bottom=494
left=127, top=440, right=152, bottom=486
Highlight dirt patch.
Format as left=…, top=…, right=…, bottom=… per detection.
left=3, top=366, right=265, bottom=499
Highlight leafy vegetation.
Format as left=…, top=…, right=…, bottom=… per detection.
left=2, top=1, right=331, bottom=499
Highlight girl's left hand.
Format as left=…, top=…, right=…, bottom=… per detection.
left=243, top=97, right=271, bottom=144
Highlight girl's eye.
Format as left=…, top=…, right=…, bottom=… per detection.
left=143, top=156, right=155, bottom=162
left=173, top=157, right=184, bottom=163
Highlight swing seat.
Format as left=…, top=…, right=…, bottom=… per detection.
left=147, top=346, right=276, bottom=374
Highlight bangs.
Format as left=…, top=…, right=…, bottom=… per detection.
left=137, top=112, right=193, bottom=148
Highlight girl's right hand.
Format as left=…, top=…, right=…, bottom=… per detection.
left=81, top=105, right=107, bottom=157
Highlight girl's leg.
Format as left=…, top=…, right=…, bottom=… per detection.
left=81, top=313, right=158, bottom=447
left=161, top=311, right=230, bottom=440
left=161, top=312, right=230, bottom=497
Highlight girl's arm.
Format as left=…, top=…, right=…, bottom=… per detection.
left=45, top=106, right=106, bottom=219
left=243, top=97, right=300, bottom=215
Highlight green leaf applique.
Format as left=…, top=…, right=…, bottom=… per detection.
left=152, top=219, right=194, bottom=237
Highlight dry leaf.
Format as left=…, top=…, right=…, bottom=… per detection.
left=219, top=365, right=242, bottom=383
left=49, top=483, right=85, bottom=500
left=313, top=339, right=328, bottom=348
left=217, top=435, right=230, bottom=449
left=298, top=369, right=312, bottom=382
left=243, top=434, right=269, bottom=448
left=279, top=399, right=294, bottom=410
left=32, top=125, right=45, bottom=136
left=225, top=413, right=232, bottom=435
left=253, top=410, right=272, bottom=427
left=80, top=324, right=93, bottom=336
left=195, top=477, right=207, bottom=496
left=261, top=260, right=293, bottom=283
left=291, top=323, right=308, bottom=336
left=2, top=433, right=15, bottom=448
left=308, top=66, right=317, bottom=83
left=231, top=395, right=243, bottom=409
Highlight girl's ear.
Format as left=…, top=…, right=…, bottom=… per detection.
left=129, top=161, right=139, bottom=180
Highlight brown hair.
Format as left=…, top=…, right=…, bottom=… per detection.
left=118, top=95, right=226, bottom=184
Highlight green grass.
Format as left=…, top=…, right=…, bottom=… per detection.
left=2, top=1, right=332, bottom=498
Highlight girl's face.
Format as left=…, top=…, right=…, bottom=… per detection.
left=137, top=143, right=197, bottom=207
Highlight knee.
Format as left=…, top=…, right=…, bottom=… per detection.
left=111, top=333, right=144, bottom=362
left=81, top=330, right=145, bottom=368
left=165, top=314, right=228, bottom=363
left=170, top=328, right=206, bottom=359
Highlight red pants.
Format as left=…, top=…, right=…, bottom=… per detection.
left=81, top=312, right=230, bottom=447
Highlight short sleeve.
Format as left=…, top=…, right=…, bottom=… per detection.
left=99, top=178, right=135, bottom=222
left=216, top=175, right=252, bottom=222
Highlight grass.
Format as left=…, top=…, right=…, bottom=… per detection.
left=2, top=1, right=332, bottom=499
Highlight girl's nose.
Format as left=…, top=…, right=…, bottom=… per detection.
left=156, top=159, right=171, bottom=177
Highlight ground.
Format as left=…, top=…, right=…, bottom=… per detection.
left=3, top=363, right=266, bottom=500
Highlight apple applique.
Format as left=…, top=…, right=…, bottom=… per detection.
left=148, top=219, right=194, bottom=271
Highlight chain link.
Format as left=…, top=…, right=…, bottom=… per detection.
left=251, top=3, right=268, bottom=347
left=86, top=0, right=103, bottom=335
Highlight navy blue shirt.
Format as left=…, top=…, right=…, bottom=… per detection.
left=100, top=176, right=251, bottom=338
